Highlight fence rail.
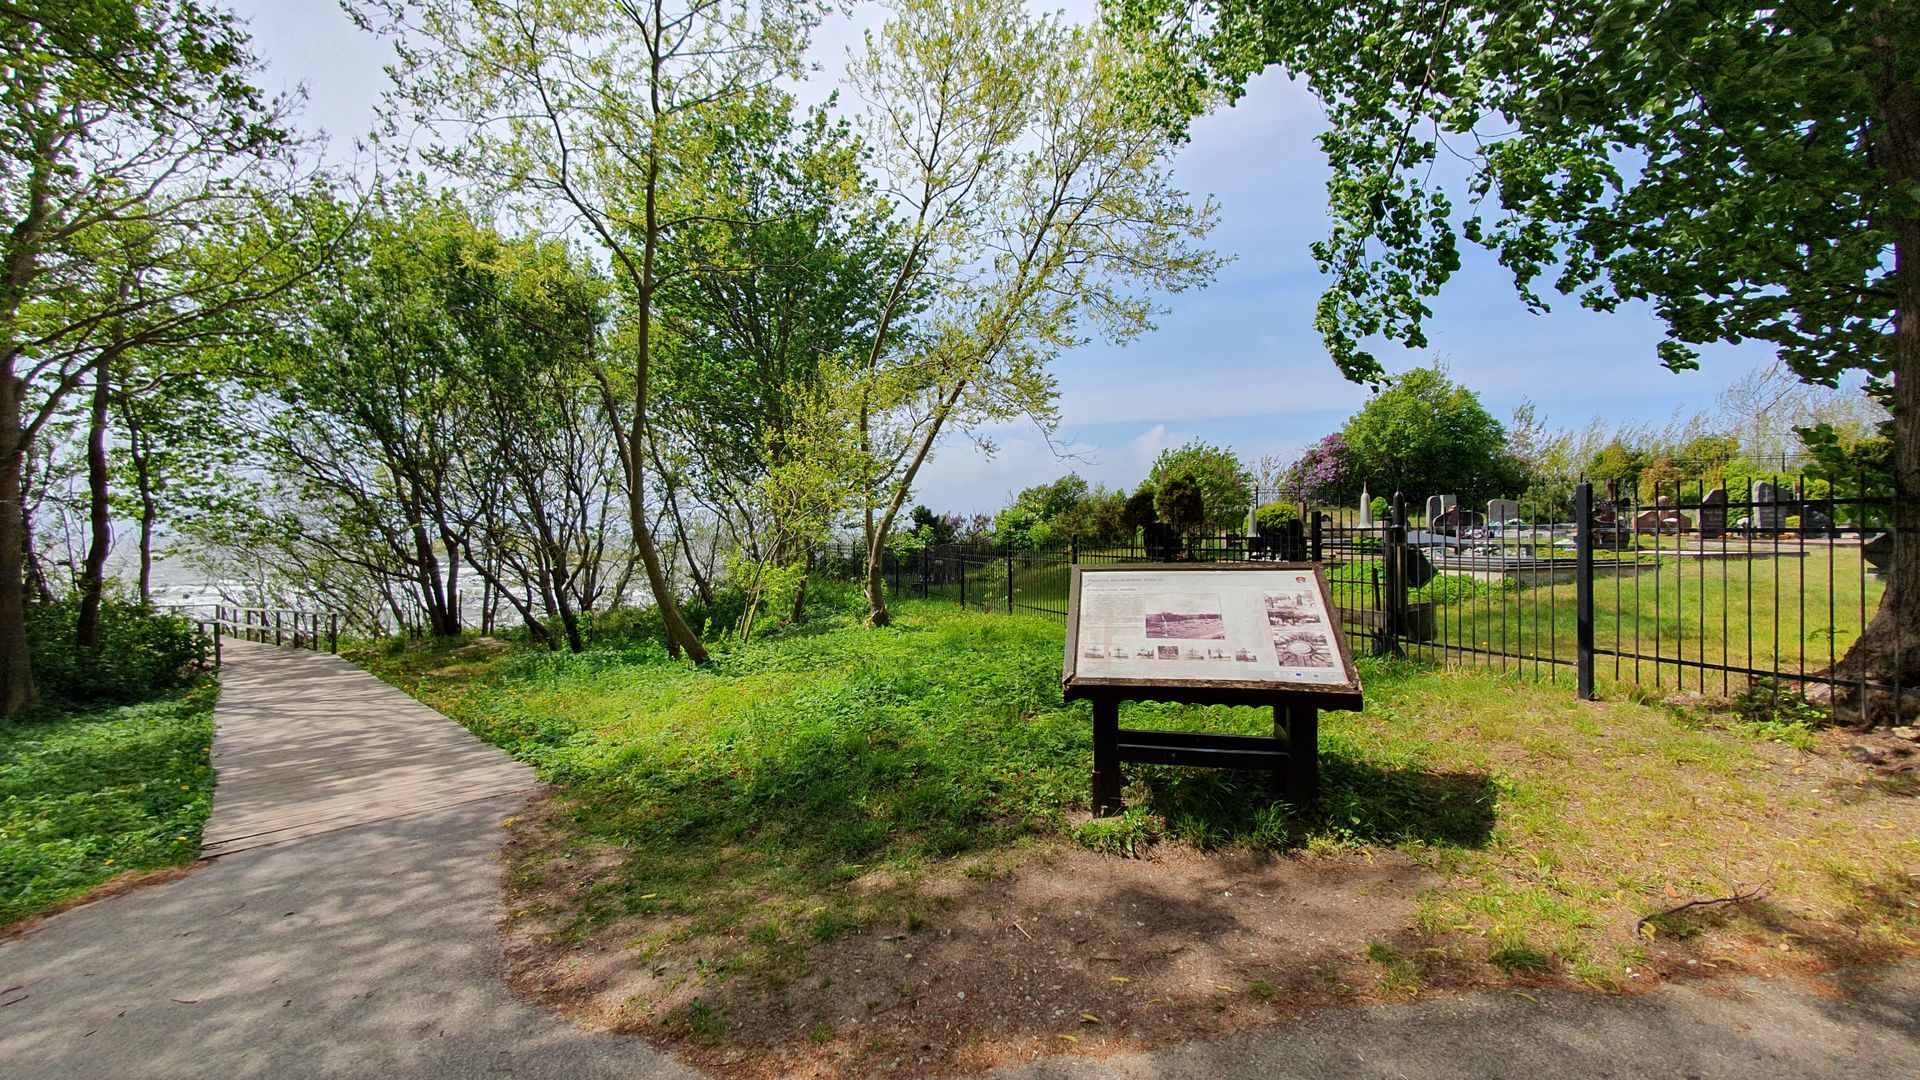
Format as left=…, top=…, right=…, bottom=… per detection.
left=211, top=604, right=341, bottom=656
left=822, top=474, right=1910, bottom=719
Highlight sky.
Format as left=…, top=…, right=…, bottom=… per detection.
left=229, top=1, right=1785, bottom=515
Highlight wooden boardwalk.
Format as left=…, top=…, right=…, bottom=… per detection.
left=201, top=641, right=535, bottom=857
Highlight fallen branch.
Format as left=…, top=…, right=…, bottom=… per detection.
left=1636, top=886, right=1768, bottom=934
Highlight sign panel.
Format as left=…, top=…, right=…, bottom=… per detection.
left=1064, top=564, right=1361, bottom=700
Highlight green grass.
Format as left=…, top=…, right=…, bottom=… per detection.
left=1433, top=548, right=1884, bottom=692
left=0, top=682, right=218, bottom=926
left=992, top=547, right=1886, bottom=700
left=363, top=583, right=1918, bottom=993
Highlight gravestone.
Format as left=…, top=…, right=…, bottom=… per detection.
left=1754, top=480, right=1782, bottom=530
left=1633, top=506, right=1691, bottom=534
left=1864, top=533, right=1893, bottom=577
left=1486, top=498, right=1520, bottom=525
left=1424, top=493, right=1455, bottom=526
left=1698, top=488, right=1728, bottom=540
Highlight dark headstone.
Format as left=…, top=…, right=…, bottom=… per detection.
left=1754, top=480, right=1782, bottom=530
left=1864, top=533, right=1893, bottom=576
left=1699, top=488, right=1727, bottom=540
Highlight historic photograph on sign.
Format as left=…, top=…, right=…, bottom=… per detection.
left=1143, top=594, right=1226, bottom=639
left=1068, top=567, right=1353, bottom=687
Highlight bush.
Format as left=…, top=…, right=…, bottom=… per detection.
left=25, top=599, right=209, bottom=706
left=1254, top=501, right=1299, bottom=535
left=1370, top=496, right=1390, bottom=521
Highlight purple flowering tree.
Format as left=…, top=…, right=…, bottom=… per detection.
left=1281, top=434, right=1357, bottom=504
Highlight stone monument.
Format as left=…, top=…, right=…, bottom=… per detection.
left=1486, top=498, right=1520, bottom=526
left=1698, top=488, right=1728, bottom=540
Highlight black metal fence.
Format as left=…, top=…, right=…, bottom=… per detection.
left=820, top=476, right=1909, bottom=715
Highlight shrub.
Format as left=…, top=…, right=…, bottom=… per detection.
left=1254, top=501, right=1299, bottom=536
left=1154, top=475, right=1207, bottom=536
left=25, top=599, right=209, bottom=706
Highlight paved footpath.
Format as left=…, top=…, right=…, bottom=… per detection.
left=3, top=642, right=1918, bottom=1079
left=0, top=641, right=697, bottom=1080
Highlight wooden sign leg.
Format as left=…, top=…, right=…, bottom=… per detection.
left=1091, top=697, right=1124, bottom=816
left=1284, top=705, right=1320, bottom=806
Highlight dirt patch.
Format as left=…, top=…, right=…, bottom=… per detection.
left=497, top=797, right=1443, bottom=1077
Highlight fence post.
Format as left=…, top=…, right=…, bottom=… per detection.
left=274, top=610, right=283, bottom=647
left=1379, top=492, right=1408, bottom=656
left=959, top=554, right=967, bottom=609
left=1575, top=481, right=1596, bottom=700
left=1310, top=510, right=1323, bottom=563
left=330, top=613, right=340, bottom=654
left=213, top=619, right=223, bottom=669
left=1006, top=548, right=1014, bottom=613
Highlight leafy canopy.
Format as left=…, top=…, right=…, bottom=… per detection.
left=1339, top=366, right=1522, bottom=505
left=1109, top=0, right=1915, bottom=391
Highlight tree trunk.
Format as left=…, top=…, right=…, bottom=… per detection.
left=864, top=381, right=967, bottom=626
left=75, top=348, right=112, bottom=650
left=131, top=420, right=156, bottom=604
left=0, top=370, right=33, bottom=714
left=1818, top=62, right=1920, bottom=723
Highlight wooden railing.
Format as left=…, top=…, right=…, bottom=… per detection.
left=212, top=604, right=341, bottom=656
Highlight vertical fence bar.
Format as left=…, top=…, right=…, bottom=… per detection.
left=1575, top=482, right=1596, bottom=700
left=1310, top=510, right=1323, bottom=564
left=1380, top=493, right=1406, bottom=657
left=1006, top=548, right=1014, bottom=614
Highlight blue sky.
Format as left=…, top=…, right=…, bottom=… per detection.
left=233, top=1, right=1782, bottom=514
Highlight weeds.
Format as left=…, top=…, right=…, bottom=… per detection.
left=0, top=682, right=217, bottom=926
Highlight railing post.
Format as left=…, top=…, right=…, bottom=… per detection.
left=1575, top=481, right=1596, bottom=700
left=274, top=610, right=283, bottom=646
left=1379, top=492, right=1407, bottom=656
left=1006, top=547, right=1014, bottom=613
left=330, top=613, right=340, bottom=653
left=959, top=553, right=967, bottom=609
left=1310, top=510, right=1323, bottom=563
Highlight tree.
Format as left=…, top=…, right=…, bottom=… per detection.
left=847, top=0, right=1224, bottom=626
left=1122, top=484, right=1158, bottom=535
left=1337, top=367, right=1521, bottom=507
left=1116, top=0, right=1920, bottom=713
left=648, top=94, right=911, bottom=624
left=0, top=0, right=309, bottom=713
left=1153, top=474, right=1206, bottom=537
left=364, top=0, right=825, bottom=662
left=1280, top=432, right=1356, bottom=505
left=1146, top=440, right=1252, bottom=533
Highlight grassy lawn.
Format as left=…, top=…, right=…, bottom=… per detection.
left=362, top=586, right=1916, bottom=1017
left=983, top=546, right=1885, bottom=697
left=1426, top=548, right=1886, bottom=692
left=0, top=682, right=218, bottom=928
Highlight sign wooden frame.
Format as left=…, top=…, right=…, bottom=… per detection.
left=1062, top=562, right=1363, bottom=814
